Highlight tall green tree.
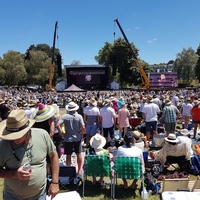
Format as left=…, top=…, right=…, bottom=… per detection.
left=174, top=48, right=198, bottom=84
left=1, top=51, right=27, bottom=86
left=95, top=38, right=151, bottom=87
left=24, top=50, right=50, bottom=87
left=195, top=45, right=200, bottom=82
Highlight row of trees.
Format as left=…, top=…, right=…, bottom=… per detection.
left=0, top=40, right=200, bottom=88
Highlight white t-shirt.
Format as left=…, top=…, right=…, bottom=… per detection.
left=181, top=102, right=193, bottom=116
left=142, top=103, right=160, bottom=122
left=100, top=106, right=116, bottom=128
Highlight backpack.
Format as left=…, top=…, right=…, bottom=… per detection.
left=191, top=155, right=200, bottom=175
left=140, top=172, right=161, bottom=195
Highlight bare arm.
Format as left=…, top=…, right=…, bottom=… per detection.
left=48, top=151, right=59, bottom=198
left=48, top=117, right=55, bottom=138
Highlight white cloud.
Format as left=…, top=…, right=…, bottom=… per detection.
left=148, top=38, right=157, bottom=43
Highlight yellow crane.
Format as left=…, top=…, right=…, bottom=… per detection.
left=114, top=18, right=150, bottom=89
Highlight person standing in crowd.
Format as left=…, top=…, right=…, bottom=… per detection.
left=57, top=102, right=85, bottom=177
left=172, top=92, right=180, bottom=108
left=180, top=97, right=193, bottom=130
left=0, top=110, right=59, bottom=200
left=30, top=102, right=57, bottom=175
left=117, top=103, right=130, bottom=138
left=100, top=99, right=116, bottom=143
left=116, top=131, right=144, bottom=189
left=118, top=97, right=125, bottom=110
left=191, top=99, right=200, bottom=139
left=142, top=96, right=160, bottom=141
left=152, top=94, right=162, bottom=109
left=160, top=98, right=180, bottom=135
left=53, top=105, right=63, bottom=158
left=83, top=98, right=100, bottom=148
left=0, top=99, right=11, bottom=121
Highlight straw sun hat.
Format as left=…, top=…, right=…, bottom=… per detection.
left=65, top=102, right=79, bottom=111
left=165, top=133, right=179, bottom=143
left=0, top=110, right=35, bottom=140
left=30, top=103, right=57, bottom=122
left=90, top=134, right=106, bottom=149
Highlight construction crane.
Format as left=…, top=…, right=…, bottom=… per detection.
left=46, top=21, right=58, bottom=91
left=114, top=18, right=150, bottom=89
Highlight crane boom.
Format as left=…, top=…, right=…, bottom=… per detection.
left=46, top=21, right=58, bottom=91
left=114, top=18, right=150, bottom=89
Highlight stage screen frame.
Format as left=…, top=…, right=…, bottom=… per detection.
left=150, top=72, right=178, bottom=87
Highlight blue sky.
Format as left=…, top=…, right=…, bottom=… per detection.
left=1, top=0, right=200, bottom=65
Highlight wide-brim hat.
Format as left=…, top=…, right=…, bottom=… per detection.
left=165, top=133, right=179, bottom=143
left=66, top=102, right=79, bottom=111
left=165, top=98, right=171, bottom=105
left=193, top=100, right=200, bottom=105
left=147, top=95, right=153, bottom=102
left=103, top=99, right=111, bottom=106
left=0, top=99, right=5, bottom=105
left=133, top=130, right=141, bottom=139
left=90, top=134, right=106, bottom=149
left=30, top=103, right=57, bottom=122
left=90, top=98, right=97, bottom=106
left=28, top=100, right=39, bottom=107
left=180, top=129, right=193, bottom=136
left=0, top=110, right=35, bottom=140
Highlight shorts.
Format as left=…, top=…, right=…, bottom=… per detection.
left=64, top=140, right=82, bottom=155
left=103, top=126, right=114, bottom=139
left=86, top=124, right=98, bottom=135
left=192, top=120, right=200, bottom=124
left=145, top=121, right=157, bottom=132
left=164, top=122, right=176, bottom=132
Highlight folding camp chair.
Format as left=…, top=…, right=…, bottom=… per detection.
left=82, top=155, right=114, bottom=198
left=113, top=157, right=144, bottom=200
left=47, top=164, right=80, bottom=191
left=161, top=177, right=190, bottom=192
left=191, top=176, right=200, bottom=192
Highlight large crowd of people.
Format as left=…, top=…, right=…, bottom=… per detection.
left=0, top=86, right=200, bottom=198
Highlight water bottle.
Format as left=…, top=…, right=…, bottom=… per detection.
left=141, top=186, right=148, bottom=199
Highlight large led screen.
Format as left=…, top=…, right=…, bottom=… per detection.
left=150, top=72, right=177, bottom=87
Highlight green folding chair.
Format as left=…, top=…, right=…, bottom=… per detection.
left=82, top=155, right=114, bottom=198
left=114, top=157, right=144, bottom=199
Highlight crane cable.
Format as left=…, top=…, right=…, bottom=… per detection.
left=113, top=20, right=116, bottom=41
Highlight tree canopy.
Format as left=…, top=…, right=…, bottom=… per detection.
left=95, top=38, right=151, bottom=87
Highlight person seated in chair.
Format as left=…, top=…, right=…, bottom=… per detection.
left=149, top=133, right=190, bottom=166
left=116, top=131, right=144, bottom=189
left=177, top=129, right=193, bottom=156
left=89, top=134, right=113, bottom=186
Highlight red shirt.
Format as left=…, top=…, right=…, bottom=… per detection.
left=191, top=105, right=200, bottom=121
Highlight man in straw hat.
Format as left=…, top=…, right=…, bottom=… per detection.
left=160, top=98, right=180, bottom=135
left=57, top=101, right=85, bottom=177
left=0, top=110, right=59, bottom=199
left=83, top=98, right=100, bottom=148
left=149, top=133, right=190, bottom=165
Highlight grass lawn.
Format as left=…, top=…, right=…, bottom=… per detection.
left=0, top=177, right=160, bottom=200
